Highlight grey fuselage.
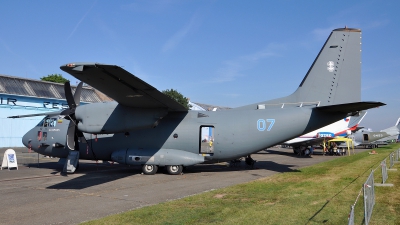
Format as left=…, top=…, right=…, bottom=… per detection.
left=23, top=103, right=346, bottom=166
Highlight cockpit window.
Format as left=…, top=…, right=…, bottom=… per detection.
left=37, top=117, right=57, bottom=127
left=37, top=118, right=45, bottom=127
left=44, top=118, right=57, bottom=127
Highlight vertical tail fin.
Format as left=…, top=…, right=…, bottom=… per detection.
left=294, top=28, right=361, bottom=106
left=237, top=28, right=362, bottom=109
left=348, top=110, right=367, bottom=129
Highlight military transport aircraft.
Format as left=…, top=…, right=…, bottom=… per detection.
left=377, top=118, right=400, bottom=142
left=9, top=28, right=385, bottom=175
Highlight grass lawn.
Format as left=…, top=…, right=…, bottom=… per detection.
left=82, top=144, right=400, bottom=225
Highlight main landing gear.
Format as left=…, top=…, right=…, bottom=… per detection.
left=141, top=164, right=183, bottom=175
left=166, top=165, right=183, bottom=175
left=142, top=164, right=158, bottom=175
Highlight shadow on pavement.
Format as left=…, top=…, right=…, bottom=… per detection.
left=186, top=160, right=300, bottom=174
left=46, top=164, right=140, bottom=189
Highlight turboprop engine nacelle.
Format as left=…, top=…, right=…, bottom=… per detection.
left=75, top=101, right=168, bottom=134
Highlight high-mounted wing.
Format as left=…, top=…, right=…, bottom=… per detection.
left=8, top=111, right=62, bottom=118
left=60, top=63, right=188, bottom=111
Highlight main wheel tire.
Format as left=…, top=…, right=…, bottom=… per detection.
left=142, top=164, right=158, bottom=175
left=166, top=165, right=183, bottom=175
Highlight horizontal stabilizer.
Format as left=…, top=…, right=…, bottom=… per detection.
left=316, top=102, right=385, bottom=114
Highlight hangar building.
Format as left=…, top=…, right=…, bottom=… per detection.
left=0, top=74, right=111, bottom=147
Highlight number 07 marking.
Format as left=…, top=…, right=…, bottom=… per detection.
left=257, top=119, right=275, bottom=131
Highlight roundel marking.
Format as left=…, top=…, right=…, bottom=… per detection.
left=327, top=61, right=334, bottom=72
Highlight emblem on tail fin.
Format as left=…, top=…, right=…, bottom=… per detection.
left=327, top=61, right=334, bottom=72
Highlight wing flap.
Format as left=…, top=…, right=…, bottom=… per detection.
left=60, top=63, right=188, bottom=111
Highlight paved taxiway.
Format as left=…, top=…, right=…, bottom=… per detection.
left=0, top=147, right=372, bottom=225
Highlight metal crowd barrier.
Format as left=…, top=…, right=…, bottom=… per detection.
left=381, top=159, right=388, bottom=184
left=389, top=152, right=394, bottom=169
left=363, top=171, right=375, bottom=225
left=348, top=148, right=399, bottom=225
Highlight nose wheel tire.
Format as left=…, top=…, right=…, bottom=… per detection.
left=142, top=164, right=158, bottom=175
left=166, top=165, right=183, bottom=175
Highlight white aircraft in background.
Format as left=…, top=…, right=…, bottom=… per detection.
left=378, top=118, right=400, bottom=142
left=284, top=111, right=367, bottom=154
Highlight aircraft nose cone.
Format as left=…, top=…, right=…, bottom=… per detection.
left=22, top=132, right=32, bottom=148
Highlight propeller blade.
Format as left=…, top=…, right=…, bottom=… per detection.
left=74, top=132, right=80, bottom=151
left=60, top=108, right=74, bottom=116
left=64, top=82, right=85, bottom=151
left=74, top=82, right=83, bottom=107
left=66, top=121, right=76, bottom=150
left=64, top=81, right=76, bottom=109
left=77, top=130, right=87, bottom=144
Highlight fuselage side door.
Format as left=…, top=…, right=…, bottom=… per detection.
left=199, top=126, right=215, bottom=154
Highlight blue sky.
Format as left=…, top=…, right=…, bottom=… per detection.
left=0, top=1, right=399, bottom=130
